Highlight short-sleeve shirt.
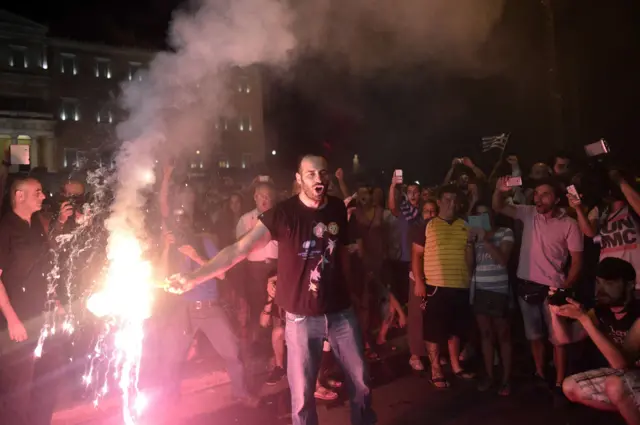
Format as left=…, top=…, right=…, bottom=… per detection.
left=0, top=211, right=51, bottom=325
left=586, top=301, right=640, bottom=367
left=588, top=205, right=640, bottom=288
left=472, top=227, right=514, bottom=294
left=515, top=206, right=583, bottom=288
left=259, top=195, right=350, bottom=316
left=414, top=217, right=469, bottom=289
left=236, top=208, right=279, bottom=262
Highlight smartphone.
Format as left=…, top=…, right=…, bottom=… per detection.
left=506, top=176, right=522, bottom=187
left=584, top=139, right=610, bottom=157
left=468, top=213, right=491, bottom=231
left=454, top=158, right=464, bottom=165
left=548, top=288, right=573, bottom=306
left=258, top=175, right=270, bottom=183
left=566, top=185, right=580, bottom=198
left=394, top=169, right=403, bottom=184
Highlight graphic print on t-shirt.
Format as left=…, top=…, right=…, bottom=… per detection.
left=301, top=221, right=339, bottom=297
left=600, top=211, right=638, bottom=254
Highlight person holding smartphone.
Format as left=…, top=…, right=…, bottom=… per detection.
left=468, top=202, right=515, bottom=395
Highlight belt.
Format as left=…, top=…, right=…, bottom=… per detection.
left=189, top=300, right=218, bottom=310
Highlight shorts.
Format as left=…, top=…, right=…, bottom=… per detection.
left=517, top=295, right=586, bottom=346
left=423, top=285, right=471, bottom=343
left=568, top=368, right=640, bottom=407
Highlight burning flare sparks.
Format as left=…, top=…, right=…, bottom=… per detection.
left=85, top=231, right=155, bottom=425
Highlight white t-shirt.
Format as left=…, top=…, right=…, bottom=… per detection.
left=236, top=208, right=278, bottom=262
left=589, top=205, right=640, bottom=287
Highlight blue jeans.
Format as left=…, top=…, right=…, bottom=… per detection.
left=285, top=307, right=376, bottom=425
left=157, top=299, right=249, bottom=400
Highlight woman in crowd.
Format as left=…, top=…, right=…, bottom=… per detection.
left=468, top=201, right=515, bottom=396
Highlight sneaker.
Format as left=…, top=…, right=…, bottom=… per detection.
left=409, top=357, right=425, bottom=371
left=265, top=366, right=286, bottom=385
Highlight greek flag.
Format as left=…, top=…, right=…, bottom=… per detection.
left=481, top=133, right=509, bottom=152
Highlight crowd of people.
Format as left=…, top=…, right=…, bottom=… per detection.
left=0, top=146, right=640, bottom=425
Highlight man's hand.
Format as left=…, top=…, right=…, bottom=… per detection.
left=495, top=176, right=511, bottom=193
left=58, top=201, right=74, bottom=224
left=397, top=311, right=407, bottom=328
left=391, top=175, right=402, bottom=187
left=462, top=157, right=474, bottom=168
left=335, top=168, right=344, bottom=181
left=178, top=245, right=205, bottom=264
left=164, top=274, right=194, bottom=294
left=267, top=276, right=277, bottom=299
left=549, top=296, right=586, bottom=320
left=414, top=281, right=427, bottom=298
left=566, top=193, right=582, bottom=209
left=506, top=155, right=519, bottom=166
left=8, top=318, right=27, bottom=342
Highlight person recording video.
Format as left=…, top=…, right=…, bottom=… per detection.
left=568, top=169, right=640, bottom=291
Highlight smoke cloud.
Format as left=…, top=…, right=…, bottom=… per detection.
left=292, top=0, right=506, bottom=74
left=106, top=0, right=507, bottom=247
left=108, top=0, right=295, bottom=245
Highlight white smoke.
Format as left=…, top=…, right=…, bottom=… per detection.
left=107, top=0, right=296, bottom=247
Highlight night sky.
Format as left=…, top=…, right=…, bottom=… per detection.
left=5, top=0, right=640, bottom=184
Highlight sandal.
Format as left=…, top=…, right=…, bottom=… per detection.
left=498, top=381, right=511, bottom=396
left=429, top=376, right=450, bottom=389
left=325, top=378, right=343, bottom=389
left=454, top=370, right=476, bottom=380
left=314, top=385, right=339, bottom=401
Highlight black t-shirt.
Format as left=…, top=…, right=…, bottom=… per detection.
left=593, top=301, right=640, bottom=347
left=259, top=195, right=351, bottom=316
left=0, top=211, right=51, bottom=325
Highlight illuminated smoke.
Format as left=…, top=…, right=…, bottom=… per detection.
left=91, top=0, right=295, bottom=423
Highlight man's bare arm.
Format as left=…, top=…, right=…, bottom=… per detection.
left=0, top=278, right=19, bottom=324
left=492, top=180, right=518, bottom=219
left=184, top=221, right=272, bottom=286
left=564, top=250, right=583, bottom=288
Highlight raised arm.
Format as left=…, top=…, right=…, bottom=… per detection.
left=612, top=171, right=640, bottom=218
left=159, top=164, right=174, bottom=219
left=388, top=177, right=401, bottom=217
left=492, top=176, right=518, bottom=219
left=181, top=221, right=271, bottom=288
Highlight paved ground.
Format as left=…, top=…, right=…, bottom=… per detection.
left=52, top=340, right=627, bottom=425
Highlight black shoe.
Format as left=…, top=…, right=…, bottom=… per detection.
left=266, top=366, right=286, bottom=385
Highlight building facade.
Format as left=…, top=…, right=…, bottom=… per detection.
left=0, top=10, right=266, bottom=174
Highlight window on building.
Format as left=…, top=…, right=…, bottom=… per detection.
left=241, top=153, right=252, bottom=169
left=95, top=58, right=111, bottom=79
left=9, top=46, right=28, bottom=68
left=238, top=116, right=252, bottom=132
left=218, top=157, right=230, bottom=169
left=60, top=99, right=80, bottom=121
left=63, top=148, right=79, bottom=168
left=61, top=53, right=77, bottom=75
left=128, top=62, right=143, bottom=81
left=238, top=75, right=251, bottom=94
left=96, top=109, right=113, bottom=123
left=41, top=47, right=48, bottom=69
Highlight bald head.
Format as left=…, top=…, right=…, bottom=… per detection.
left=11, top=177, right=45, bottom=213
left=254, top=182, right=276, bottom=213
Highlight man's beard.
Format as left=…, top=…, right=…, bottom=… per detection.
left=596, top=293, right=626, bottom=308
left=302, top=184, right=326, bottom=202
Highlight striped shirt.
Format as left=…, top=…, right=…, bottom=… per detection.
left=399, top=196, right=421, bottom=223
left=472, top=227, right=514, bottom=294
left=420, top=217, right=470, bottom=289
